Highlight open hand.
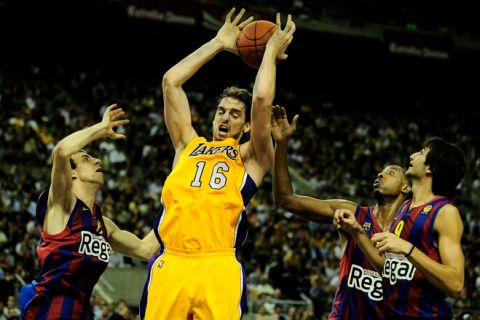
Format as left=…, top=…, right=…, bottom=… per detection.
left=101, top=104, right=130, bottom=139
left=271, top=105, right=298, bottom=142
left=215, top=7, right=254, bottom=54
left=267, top=13, right=296, bottom=60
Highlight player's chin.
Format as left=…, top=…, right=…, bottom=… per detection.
left=372, top=189, right=382, bottom=199
left=215, top=132, right=230, bottom=141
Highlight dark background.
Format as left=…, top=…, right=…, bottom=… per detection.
left=1, top=0, right=479, bottom=116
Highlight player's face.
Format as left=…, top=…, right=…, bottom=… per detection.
left=373, top=165, right=407, bottom=197
left=212, top=97, right=249, bottom=141
left=406, top=147, right=430, bottom=179
left=71, top=151, right=104, bottom=185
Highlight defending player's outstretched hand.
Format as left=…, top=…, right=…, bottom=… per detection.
left=271, top=105, right=299, bottom=143
left=101, top=104, right=130, bottom=140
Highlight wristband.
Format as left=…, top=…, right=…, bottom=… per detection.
left=405, top=244, right=415, bottom=257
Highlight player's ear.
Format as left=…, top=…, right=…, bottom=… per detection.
left=243, top=122, right=251, bottom=134
left=425, top=165, right=432, bottom=177
left=402, top=183, right=412, bottom=195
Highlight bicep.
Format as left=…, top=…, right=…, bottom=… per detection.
left=435, top=206, right=464, bottom=273
left=249, top=98, right=274, bottom=167
left=104, top=217, right=119, bottom=243
left=49, top=152, right=73, bottom=210
left=104, top=217, right=132, bottom=252
left=105, top=219, right=136, bottom=253
left=163, top=82, right=197, bottom=150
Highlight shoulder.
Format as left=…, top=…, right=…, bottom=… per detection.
left=434, top=204, right=463, bottom=233
left=188, top=136, right=206, bottom=146
left=437, top=203, right=460, bottom=218
left=354, top=205, right=372, bottom=221
left=176, top=136, right=205, bottom=153
left=184, top=136, right=208, bottom=152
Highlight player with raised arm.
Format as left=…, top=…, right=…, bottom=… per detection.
left=271, top=105, right=411, bottom=320
left=335, top=137, right=466, bottom=319
left=20, top=105, right=157, bottom=320
left=139, top=8, right=295, bottom=320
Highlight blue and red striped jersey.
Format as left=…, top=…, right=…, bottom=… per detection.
left=329, top=206, right=384, bottom=320
left=21, top=189, right=111, bottom=320
left=383, top=196, right=452, bottom=318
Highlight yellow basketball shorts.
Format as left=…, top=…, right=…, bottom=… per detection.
left=140, top=248, right=246, bottom=320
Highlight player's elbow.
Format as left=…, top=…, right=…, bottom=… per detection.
left=162, top=71, right=181, bottom=89
left=52, top=143, right=70, bottom=159
left=447, top=278, right=464, bottom=298
left=273, top=193, right=293, bottom=210
left=449, top=288, right=463, bottom=299
left=162, top=73, right=173, bottom=87
left=252, top=94, right=273, bottom=109
left=140, top=240, right=159, bottom=260
left=272, top=193, right=284, bottom=207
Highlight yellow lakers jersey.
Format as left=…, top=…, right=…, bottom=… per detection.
left=157, top=137, right=258, bottom=251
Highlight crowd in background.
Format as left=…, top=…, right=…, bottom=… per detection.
left=237, top=0, right=480, bottom=36
left=0, top=64, right=479, bottom=320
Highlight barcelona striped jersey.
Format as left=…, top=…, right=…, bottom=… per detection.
left=383, top=196, right=452, bottom=318
left=329, top=206, right=384, bottom=320
left=20, top=189, right=111, bottom=320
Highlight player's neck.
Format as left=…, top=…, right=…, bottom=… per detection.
left=410, top=179, right=435, bottom=207
left=375, top=196, right=404, bottom=231
left=72, top=183, right=99, bottom=211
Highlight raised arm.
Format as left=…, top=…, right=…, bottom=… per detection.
left=372, top=204, right=464, bottom=297
left=271, top=105, right=357, bottom=223
left=104, top=218, right=160, bottom=261
left=46, top=105, right=128, bottom=234
left=245, top=14, right=296, bottom=184
left=163, top=8, right=253, bottom=156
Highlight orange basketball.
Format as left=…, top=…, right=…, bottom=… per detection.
left=236, top=20, right=278, bottom=69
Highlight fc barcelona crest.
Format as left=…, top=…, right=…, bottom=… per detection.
left=421, top=205, right=432, bottom=215
left=363, top=222, right=372, bottom=231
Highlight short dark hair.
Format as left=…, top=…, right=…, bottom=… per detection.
left=423, top=137, right=466, bottom=198
left=216, top=86, right=252, bottom=122
left=68, top=149, right=87, bottom=170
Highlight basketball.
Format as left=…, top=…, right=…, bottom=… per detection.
left=237, top=20, right=278, bottom=69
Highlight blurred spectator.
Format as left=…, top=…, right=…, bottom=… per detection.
left=1, top=295, right=20, bottom=320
